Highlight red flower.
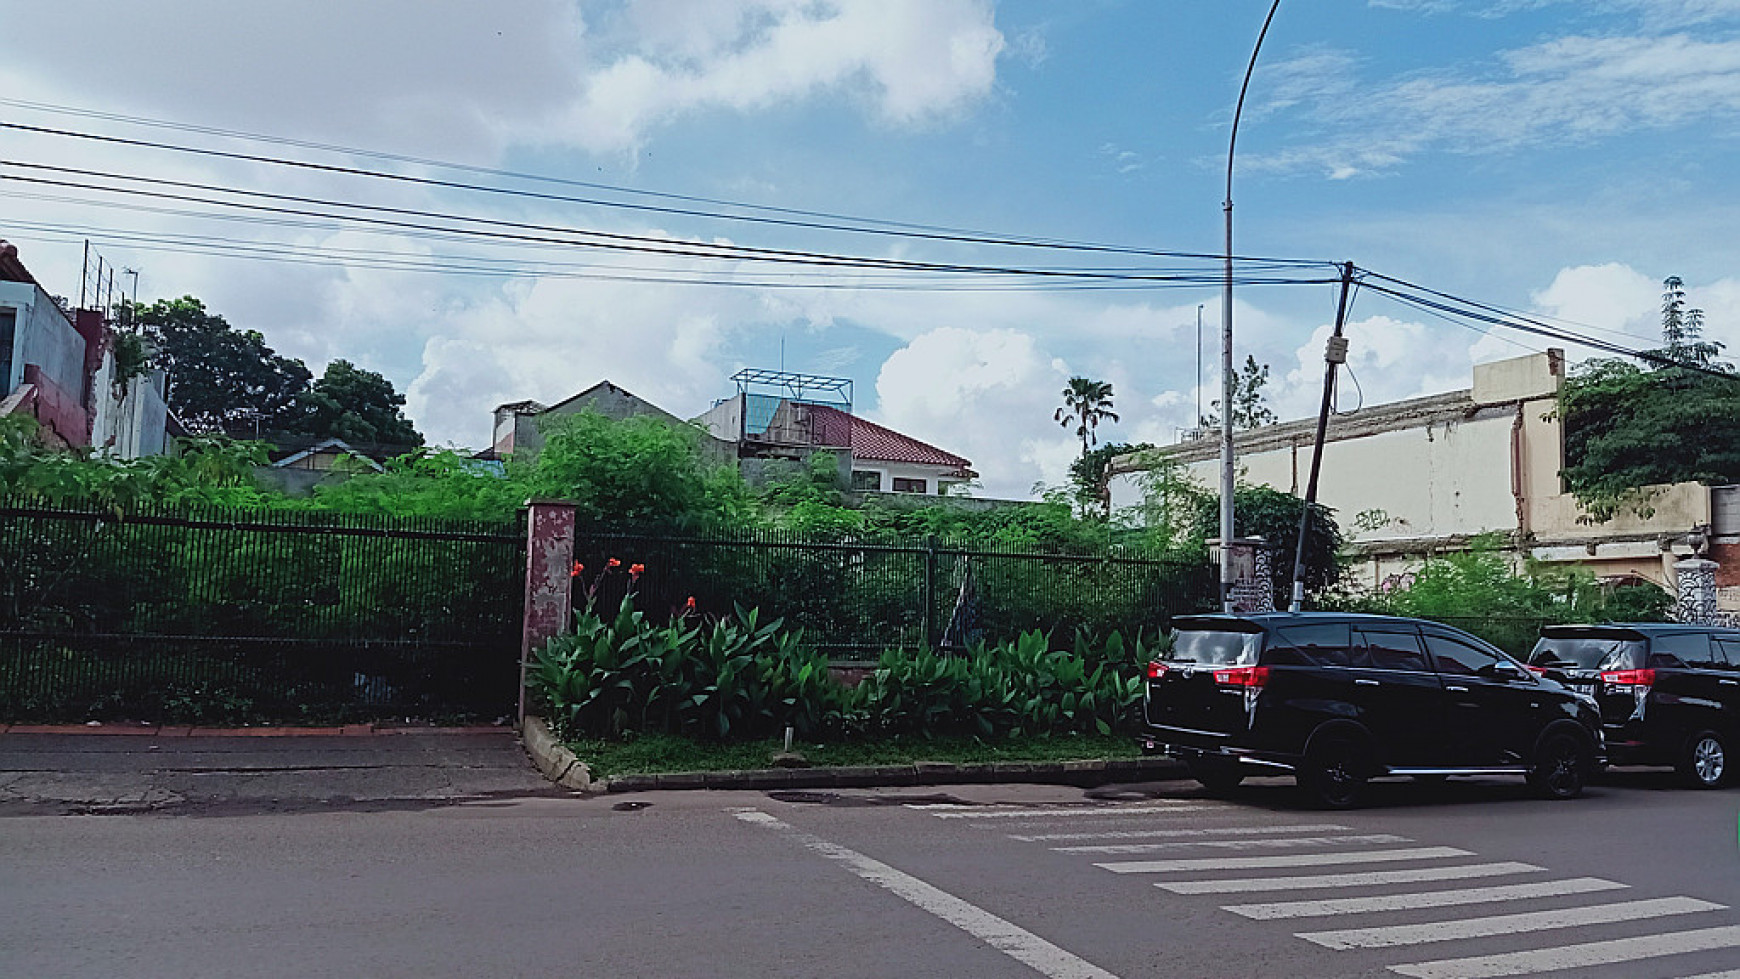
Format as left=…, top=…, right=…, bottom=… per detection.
left=629, top=563, right=645, bottom=579
left=570, top=562, right=584, bottom=578
left=607, top=557, right=622, bottom=569
left=684, top=596, right=697, bottom=611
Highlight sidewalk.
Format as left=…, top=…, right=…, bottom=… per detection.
left=0, top=722, right=509, bottom=737
left=0, top=726, right=556, bottom=816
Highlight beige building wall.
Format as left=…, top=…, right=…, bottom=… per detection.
left=1111, top=350, right=1717, bottom=601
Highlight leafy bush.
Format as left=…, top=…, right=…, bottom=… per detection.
left=531, top=591, right=844, bottom=741
left=1330, top=536, right=1674, bottom=655
left=530, top=592, right=1158, bottom=743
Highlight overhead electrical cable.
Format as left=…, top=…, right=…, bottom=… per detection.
left=0, top=117, right=1336, bottom=269
left=0, top=162, right=1339, bottom=287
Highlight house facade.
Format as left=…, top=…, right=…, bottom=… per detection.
left=0, top=240, right=174, bottom=458
left=1111, top=349, right=1729, bottom=602
left=491, top=371, right=976, bottom=495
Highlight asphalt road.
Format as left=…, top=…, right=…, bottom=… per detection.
left=5, top=735, right=1740, bottom=979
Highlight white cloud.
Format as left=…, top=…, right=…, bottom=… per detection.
left=1251, top=27, right=1740, bottom=177
left=871, top=326, right=1074, bottom=497
left=562, top=0, right=1006, bottom=154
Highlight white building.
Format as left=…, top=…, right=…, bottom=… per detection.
left=0, top=240, right=174, bottom=458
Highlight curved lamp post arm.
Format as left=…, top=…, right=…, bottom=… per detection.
left=1220, top=0, right=1283, bottom=612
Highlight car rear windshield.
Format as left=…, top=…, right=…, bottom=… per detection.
left=1530, top=636, right=1644, bottom=671
left=1167, top=629, right=1263, bottom=667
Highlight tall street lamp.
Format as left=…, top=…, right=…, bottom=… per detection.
left=1220, top=0, right=1282, bottom=612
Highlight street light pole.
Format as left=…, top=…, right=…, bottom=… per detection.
left=1221, top=0, right=1283, bottom=612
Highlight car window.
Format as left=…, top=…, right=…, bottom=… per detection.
left=1652, top=632, right=1712, bottom=669
left=1272, top=623, right=1352, bottom=667
left=1425, top=633, right=1503, bottom=676
left=1357, top=628, right=1429, bottom=672
left=1530, top=636, right=1644, bottom=671
left=1168, top=629, right=1262, bottom=666
left=1716, top=639, right=1740, bottom=670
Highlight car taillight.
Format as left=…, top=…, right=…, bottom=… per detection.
left=1213, top=665, right=1269, bottom=688
left=1600, top=669, right=1655, bottom=687
left=1146, top=660, right=1168, bottom=680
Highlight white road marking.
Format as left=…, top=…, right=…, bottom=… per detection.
left=1011, top=823, right=1351, bottom=843
left=1678, top=971, right=1740, bottom=979
left=1303, top=896, right=1725, bottom=950
left=1389, top=924, right=1740, bottom=979
left=1099, top=846, right=1472, bottom=875
left=1224, top=878, right=1629, bottom=919
left=734, top=809, right=1121, bottom=979
left=1058, top=833, right=1409, bottom=855
left=1157, top=862, right=1546, bottom=895
left=926, top=804, right=1216, bottom=819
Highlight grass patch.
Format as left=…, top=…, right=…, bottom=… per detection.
left=563, top=731, right=1145, bottom=778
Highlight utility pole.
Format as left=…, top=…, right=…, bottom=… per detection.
left=1195, top=304, right=1204, bottom=432
left=1221, top=0, right=1283, bottom=612
left=1290, top=262, right=1356, bottom=612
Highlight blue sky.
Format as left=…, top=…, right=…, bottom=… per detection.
left=3, top=0, right=1739, bottom=496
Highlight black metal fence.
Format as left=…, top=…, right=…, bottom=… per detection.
left=0, top=501, right=525, bottom=723
left=572, top=528, right=1220, bottom=659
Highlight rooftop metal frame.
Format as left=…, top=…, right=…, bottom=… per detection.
left=731, top=368, right=852, bottom=411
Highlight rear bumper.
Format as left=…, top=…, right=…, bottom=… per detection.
left=1137, top=725, right=1299, bottom=773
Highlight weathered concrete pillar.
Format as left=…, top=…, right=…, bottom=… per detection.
left=519, top=500, right=577, bottom=722
left=1674, top=557, right=1719, bottom=625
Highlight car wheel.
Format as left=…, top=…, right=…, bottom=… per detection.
left=1188, top=760, right=1245, bottom=795
left=1299, top=734, right=1369, bottom=810
left=1526, top=731, right=1589, bottom=800
left=1679, top=730, right=1731, bottom=789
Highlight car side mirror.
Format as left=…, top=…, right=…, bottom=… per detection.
left=1480, top=662, right=1526, bottom=681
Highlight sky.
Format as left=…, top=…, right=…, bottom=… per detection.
left=2, top=0, right=1739, bottom=498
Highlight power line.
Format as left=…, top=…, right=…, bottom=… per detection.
left=0, top=162, right=1340, bottom=287
left=0, top=115, right=1336, bottom=268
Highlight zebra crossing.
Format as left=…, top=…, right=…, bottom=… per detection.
left=906, top=798, right=1740, bottom=978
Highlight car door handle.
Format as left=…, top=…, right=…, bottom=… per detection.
left=1445, top=685, right=1469, bottom=693
left=1354, top=678, right=1380, bottom=686
left=1722, top=679, right=1739, bottom=686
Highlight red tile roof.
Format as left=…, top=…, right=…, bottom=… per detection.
left=810, top=405, right=972, bottom=472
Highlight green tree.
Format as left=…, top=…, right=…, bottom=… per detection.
left=129, top=297, right=312, bottom=434
left=1191, top=484, right=1343, bottom=606
left=1560, top=276, right=1740, bottom=520
left=286, top=359, right=423, bottom=448
left=1055, top=376, right=1120, bottom=464
left=1068, top=441, right=1151, bottom=519
left=1201, top=355, right=1277, bottom=430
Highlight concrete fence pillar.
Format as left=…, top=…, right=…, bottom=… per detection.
left=1674, top=557, right=1719, bottom=626
left=519, top=499, right=578, bottom=722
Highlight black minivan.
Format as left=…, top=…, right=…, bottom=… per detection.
left=1141, top=612, right=1603, bottom=808
left=1528, top=624, right=1740, bottom=788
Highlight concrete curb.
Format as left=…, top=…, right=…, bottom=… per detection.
left=520, top=715, right=593, bottom=791
left=598, top=753, right=1188, bottom=793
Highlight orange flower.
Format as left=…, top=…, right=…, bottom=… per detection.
left=629, top=563, right=645, bottom=579
left=569, top=562, right=584, bottom=578
left=607, top=557, right=622, bottom=569
left=684, top=596, right=697, bottom=611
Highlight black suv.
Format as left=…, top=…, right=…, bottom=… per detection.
left=1140, top=612, right=1603, bottom=808
left=1528, top=624, right=1740, bottom=788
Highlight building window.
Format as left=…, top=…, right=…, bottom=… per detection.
left=892, top=477, right=927, bottom=494
left=851, top=470, right=882, bottom=491
left=0, top=309, right=14, bottom=390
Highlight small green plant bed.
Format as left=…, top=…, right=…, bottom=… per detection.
left=564, top=731, right=1144, bottom=779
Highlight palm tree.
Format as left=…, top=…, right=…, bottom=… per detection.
left=1055, top=376, right=1120, bottom=463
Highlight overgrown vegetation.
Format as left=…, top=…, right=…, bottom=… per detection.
left=1329, top=537, right=1673, bottom=654
left=1561, top=275, right=1740, bottom=521
left=530, top=583, right=1161, bottom=744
